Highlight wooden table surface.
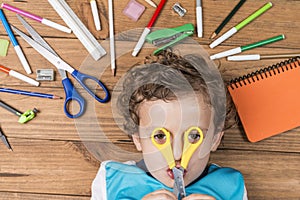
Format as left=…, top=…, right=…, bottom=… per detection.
left=0, top=0, right=299, bottom=199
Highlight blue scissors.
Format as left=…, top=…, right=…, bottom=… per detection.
left=12, top=15, right=110, bottom=118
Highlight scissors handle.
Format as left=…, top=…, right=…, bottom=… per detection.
left=62, top=78, right=86, bottom=118
left=71, top=70, right=110, bottom=103
left=181, top=127, right=204, bottom=169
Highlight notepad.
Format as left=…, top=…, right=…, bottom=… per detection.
left=227, top=57, right=300, bottom=142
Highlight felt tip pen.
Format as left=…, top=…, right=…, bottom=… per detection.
left=132, top=0, right=167, bottom=57
left=0, top=9, right=32, bottom=74
left=90, top=0, right=101, bottom=31
left=209, top=2, right=273, bottom=49
left=196, top=0, right=203, bottom=38
left=227, top=53, right=300, bottom=61
left=1, top=3, right=71, bottom=33
left=0, top=65, right=40, bottom=86
left=210, top=34, right=285, bottom=60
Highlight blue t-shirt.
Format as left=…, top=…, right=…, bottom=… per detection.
left=91, top=161, right=247, bottom=200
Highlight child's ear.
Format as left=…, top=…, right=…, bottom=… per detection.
left=132, top=134, right=142, bottom=151
left=210, top=131, right=224, bottom=152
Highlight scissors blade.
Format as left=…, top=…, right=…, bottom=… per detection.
left=172, top=167, right=186, bottom=199
left=11, top=25, right=74, bottom=73
left=16, top=14, right=58, bottom=57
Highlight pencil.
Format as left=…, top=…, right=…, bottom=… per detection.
left=0, top=87, right=61, bottom=99
left=108, top=0, right=115, bottom=76
left=210, top=34, right=285, bottom=60
left=227, top=53, right=300, bottom=61
left=209, top=2, right=272, bottom=49
left=210, top=0, right=246, bottom=39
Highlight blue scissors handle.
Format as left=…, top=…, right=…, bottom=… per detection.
left=62, top=78, right=86, bottom=118
left=71, top=70, right=110, bottom=103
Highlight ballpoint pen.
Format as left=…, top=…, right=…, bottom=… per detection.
left=0, top=9, right=32, bottom=74
left=0, top=127, right=12, bottom=151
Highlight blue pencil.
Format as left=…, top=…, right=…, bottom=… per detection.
left=0, top=87, right=61, bottom=99
left=0, top=9, right=32, bottom=74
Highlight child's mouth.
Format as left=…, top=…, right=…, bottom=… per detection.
left=167, top=168, right=186, bottom=179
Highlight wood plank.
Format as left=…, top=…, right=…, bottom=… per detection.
left=0, top=192, right=90, bottom=200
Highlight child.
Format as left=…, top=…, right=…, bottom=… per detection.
left=91, top=51, right=247, bottom=200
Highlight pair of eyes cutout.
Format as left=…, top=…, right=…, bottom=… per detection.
left=151, top=127, right=204, bottom=169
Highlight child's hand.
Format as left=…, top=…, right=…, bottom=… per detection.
left=142, top=189, right=177, bottom=200
left=182, top=194, right=216, bottom=200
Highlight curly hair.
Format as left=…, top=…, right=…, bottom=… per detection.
left=117, top=50, right=236, bottom=135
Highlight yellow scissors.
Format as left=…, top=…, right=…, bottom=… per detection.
left=151, top=127, right=204, bottom=199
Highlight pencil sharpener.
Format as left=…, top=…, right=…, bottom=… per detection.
left=172, top=3, right=187, bottom=17
left=36, top=69, right=55, bottom=81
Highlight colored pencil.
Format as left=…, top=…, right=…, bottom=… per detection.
left=210, top=0, right=246, bottom=39
left=0, top=87, right=61, bottom=99
left=132, top=0, right=167, bottom=57
left=210, top=34, right=285, bottom=60
left=209, top=2, right=272, bottom=49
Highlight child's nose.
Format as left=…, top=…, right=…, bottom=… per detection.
left=172, top=135, right=183, bottom=161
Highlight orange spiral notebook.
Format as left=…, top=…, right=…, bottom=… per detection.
left=228, top=57, right=300, bottom=142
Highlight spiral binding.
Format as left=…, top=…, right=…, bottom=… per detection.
left=229, top=57, right=300, bottom=90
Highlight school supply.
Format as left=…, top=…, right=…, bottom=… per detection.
left=36, top=69, right=55, bottom=81
left=227, top=53, right=300, bottom=61
left=0, top=87, right=61, bottom=99
left=209, top=2, right=272, bottom=49
left=0, top=38, right=9, bottom=56
left=146, top=23, right=194, bottom=55
left=1, top=3, right=71, bottom=33
left=0, top=9, right=32, bottom=74
left=151, top=127, right=203, bottom=199
left=210, top=0, right=246, bottom=39
left=172, top=2, right=187, bottom=17
left=0, top=65, right=39, bottom=86
left=228, top=57, right=300, bottom=142
left=12, top=16, right=110, bottom=118
left=48, top=0, right=106, bottom=61
left=0, top=99, right=38, bottom=123
left=108, top=0, right=116, bottom=76
left=145, top=0, right=157, bottom=8
left=0, top=127, right=12, bottom=151
left=90, top=0, right=101, bottom=31
left=132, top=0, right=167, bottom=57
left=210, top=34, right=285, bottom=60
left=196, top=0, right=203, bottom=37
left=123, top=0, right=145, bottom=21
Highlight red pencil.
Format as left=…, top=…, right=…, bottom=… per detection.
left=132, top=0, right=167, bottom=57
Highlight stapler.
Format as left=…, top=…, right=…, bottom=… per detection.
left=146, top=23, right=194, bottom=55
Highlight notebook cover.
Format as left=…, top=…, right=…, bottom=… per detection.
left=228, top=58, right=300, bottom=142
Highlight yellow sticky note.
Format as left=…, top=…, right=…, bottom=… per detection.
left=0, top=39, right=9, bottom=57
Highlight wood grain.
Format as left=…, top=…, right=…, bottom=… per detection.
left=0, top=0, right=299, bottom=199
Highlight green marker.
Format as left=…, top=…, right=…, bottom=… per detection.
left=210, top=34, right=285, bottom=60
left=210, top=2, right=273, bottom=48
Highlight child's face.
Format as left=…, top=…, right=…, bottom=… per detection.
left=133, top=95, right=223, bottom=188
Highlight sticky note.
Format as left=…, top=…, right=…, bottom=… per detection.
left=123, top=0, right=145, bottom=21
left=0, top=39, right=9, bottom=57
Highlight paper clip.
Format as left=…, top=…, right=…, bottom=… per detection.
left=146, top=23, right=194, bottom=55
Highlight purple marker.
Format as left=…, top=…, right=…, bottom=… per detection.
left=1, top=3, right=71, bottom=33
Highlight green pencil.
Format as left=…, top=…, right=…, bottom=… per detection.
left=210, top=2, right=273, bottom=48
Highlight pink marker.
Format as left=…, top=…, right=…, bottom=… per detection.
left=1, top=3, right=71, bottom=33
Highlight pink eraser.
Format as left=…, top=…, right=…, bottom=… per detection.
left=123, top=0, right=145, bottom=21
